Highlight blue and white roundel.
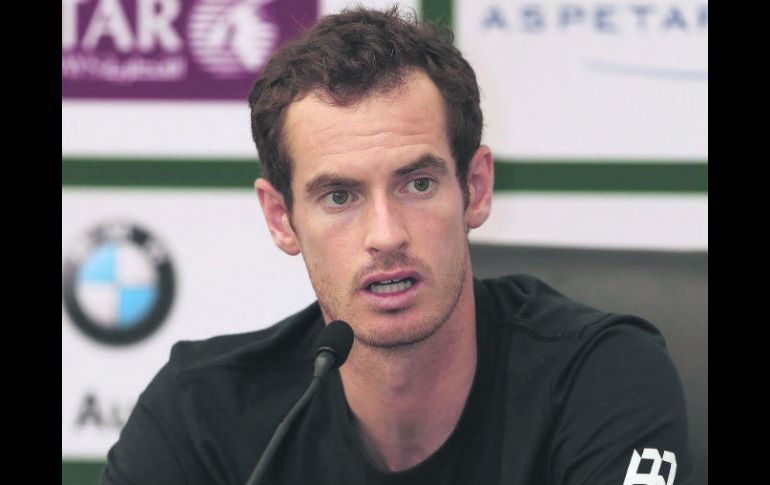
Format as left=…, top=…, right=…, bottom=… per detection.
left=63, top=223, right=175, bottom=345
left=76, top=242, right=159, bottom=330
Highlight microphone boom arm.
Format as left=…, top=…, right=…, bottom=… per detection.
left=245, top=373, right=323, bottom=485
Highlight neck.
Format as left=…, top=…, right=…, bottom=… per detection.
left=338, top=270, right=477, bottom=472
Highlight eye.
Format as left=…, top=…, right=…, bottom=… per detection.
left=323, top=190, right=352, bottom=206
left=406, top=177, right=433, bottom=193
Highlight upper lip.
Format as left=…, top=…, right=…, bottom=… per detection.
left=361, top=270, right=420, bottom=290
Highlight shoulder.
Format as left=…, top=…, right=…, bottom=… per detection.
left=166, top=301, right=324, bottom=376
left=475, top=274, right=669, bottom=369
left=475, top=274, right=616, bottom=338
left=136, top=301, right=325, bottom=412
left=475, top=275, right=692, bottom=483
left=545, top=311, right=692, bottom=484
left=475, top=274, right=679, bottom=415
left=101, top=305, right=324, bottom=484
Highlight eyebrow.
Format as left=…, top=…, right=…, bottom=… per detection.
left=303, top=153, right=450, bottom=197
left=393, top=154, right=449, bottom=177
left=304, top=174, right=364, bottom=198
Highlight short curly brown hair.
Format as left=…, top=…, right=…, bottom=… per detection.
left=248, top=6, right=483, bottom=211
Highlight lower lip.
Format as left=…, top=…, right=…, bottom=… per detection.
left=361, top=280, right=421, bottom=311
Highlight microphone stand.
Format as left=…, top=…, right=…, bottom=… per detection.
left=244, top=351, right=337, bottom=485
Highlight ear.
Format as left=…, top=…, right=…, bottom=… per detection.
left=464, top=145, right=494, bottom=230
left=254, top=178, right=301, bottom=256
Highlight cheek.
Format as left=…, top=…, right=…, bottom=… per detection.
left=313, top=217, right=357, bottom=253
left=297, top=215, right=358, bottom=276
left=407, top=199, right=467, bottom=252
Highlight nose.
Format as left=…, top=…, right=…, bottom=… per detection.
left=364, top=194, right=409, bottom=257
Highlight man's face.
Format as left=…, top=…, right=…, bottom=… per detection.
left=278, top=71, right=474, bottom=349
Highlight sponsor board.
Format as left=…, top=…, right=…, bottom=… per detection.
left=62, top=190, right=317, bottom=457
left=62, top=0, right=319, bottom=99
left=63, top=221, right=176, bottom=345
left=74, top=392, right=135, bottom=431
left=457, top=0, right=708, bottom=158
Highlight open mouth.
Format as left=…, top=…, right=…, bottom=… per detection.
left=366, top=277, right=417, bottom=294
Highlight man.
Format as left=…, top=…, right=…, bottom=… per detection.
left=102, top=7, right=692, bottom=485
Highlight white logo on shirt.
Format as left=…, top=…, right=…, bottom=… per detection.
left=622, top=448, right=677, bottom=485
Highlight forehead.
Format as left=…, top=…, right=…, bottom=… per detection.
left=281, top=70, right=451, bottom=182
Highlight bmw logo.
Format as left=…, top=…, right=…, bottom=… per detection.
left=63, top=222, right=175, bottom=345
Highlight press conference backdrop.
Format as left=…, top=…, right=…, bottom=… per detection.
left=62, top=0, right=707, bottom=483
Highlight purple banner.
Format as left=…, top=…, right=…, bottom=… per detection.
left=62, top=0, right=318, bottom=100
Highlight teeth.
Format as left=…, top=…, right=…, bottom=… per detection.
left=378, top=278, right=401, bottom=285
left=370, top=278, right=413, bottom=294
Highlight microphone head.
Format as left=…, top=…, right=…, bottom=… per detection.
left=315, top=320, right=354, bottom=368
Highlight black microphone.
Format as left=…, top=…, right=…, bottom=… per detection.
left=245, top=320, right=354, bottom=485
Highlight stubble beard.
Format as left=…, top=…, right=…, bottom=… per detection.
left=307, top=246, right=468, bottom=351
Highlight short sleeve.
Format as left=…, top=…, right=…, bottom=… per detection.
left=100, top=349, right=190, bottom=485
left=548, top=318, right=694, bottom=485
left=100, top=401, right=189, bottom=485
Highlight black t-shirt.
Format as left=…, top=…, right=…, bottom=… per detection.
left=101, top=275, right=693, bottom=485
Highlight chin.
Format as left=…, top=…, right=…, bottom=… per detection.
left=354, top=313, right=447, bottom=349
